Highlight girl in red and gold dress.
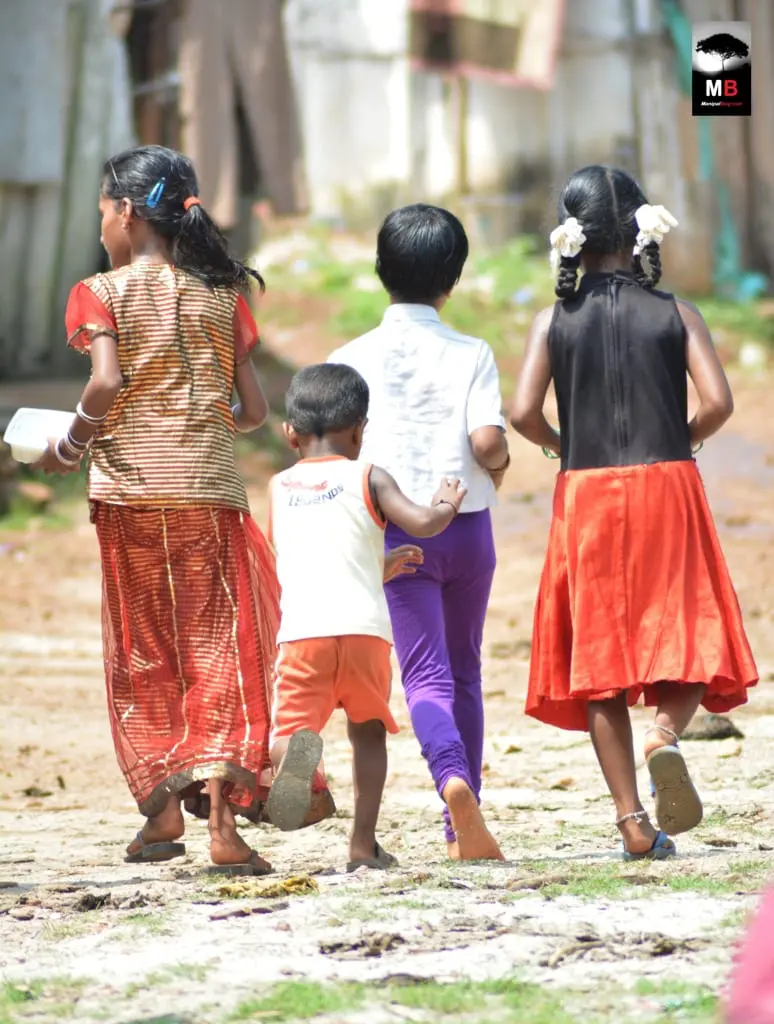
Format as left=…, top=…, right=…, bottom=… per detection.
left=36, top=145, right=279, bottom=874
left=511, top=166, right=757, bottom=860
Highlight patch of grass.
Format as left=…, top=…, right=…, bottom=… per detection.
left=230, top=981, right=366, bottom=1022
left=390, top=978, right=578, bottom=1021
left=122, top=910, right=172, bottom=936
left=41, top=910, right=103, bottom=942
left=231, top=978, right=582, bottom=1023
left=634, top=979, right=720, bottom=1022
left=0, top=978, right=85, bottom=1023
left=123, top=963, right=211, bottom=999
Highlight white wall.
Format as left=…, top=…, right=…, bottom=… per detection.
left=285, top=0, right=642, bottom=219
left=284, top=0, right=410, bottom=218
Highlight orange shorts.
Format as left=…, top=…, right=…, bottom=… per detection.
left=270, top=635, right=399, bottom=744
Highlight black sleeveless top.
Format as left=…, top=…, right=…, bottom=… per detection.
left=549, top=271, right=692, bottom=472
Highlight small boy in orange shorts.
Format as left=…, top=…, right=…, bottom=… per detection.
left=265, top=363, right=466, bottom=870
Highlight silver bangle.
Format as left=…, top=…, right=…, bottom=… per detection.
left=66, top=430, right=88, bottom=452
left=76, top=401, right=107, bottom=425
left=55, top=439, right=82, bottom=467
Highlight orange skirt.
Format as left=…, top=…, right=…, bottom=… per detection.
left=93, top=502, right=280, bottom=816
left=526, top=460, right=758, bottom=731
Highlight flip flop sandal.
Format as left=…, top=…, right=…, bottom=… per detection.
left=646, top=725, right=680, bottom=798
left=622, top=830, right=676, bottom=862
left=265, top=730, right=324, bottom=833
left=205, top=850, right=273, bottom=877
left=647, top=745, right=703, bottom=835
left=346, top=842, right=399, bottom=873
left=124, top=832, right=186, bottom=864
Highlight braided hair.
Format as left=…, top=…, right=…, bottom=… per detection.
left=553, top=165, right=662, bottom=299
left=102, top=145, right=264, bottom=292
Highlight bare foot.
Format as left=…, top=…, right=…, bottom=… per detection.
left=209, top=802, right=271, bottom=872
left=447, top=840, right=460, bottom=860
left=126, top=796, right=184, bottom=858
left=442, top=777, right=504, bottom=861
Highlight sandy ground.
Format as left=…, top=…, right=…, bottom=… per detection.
left=1, top=367, right=773, bottom=1024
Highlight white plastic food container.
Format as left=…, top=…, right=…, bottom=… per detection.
left=2, top=408, right=75, bottom=464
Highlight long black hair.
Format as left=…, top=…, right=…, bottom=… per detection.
left=102, top=145, right=264, bottom=292
left=554, top=165, right=662, bottom=299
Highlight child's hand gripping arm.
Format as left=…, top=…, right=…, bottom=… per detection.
left=467, top=343, right=510, bottom=489
left=509, top=306, right=561, bottom=453
left=384, top=545, right=424, bottom=582
left=678, top=300, right=734, bottom=444
left=369, top=467, right=466, bottom=539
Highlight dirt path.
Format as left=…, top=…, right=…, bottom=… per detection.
left=1, top=368, right=773, bottom=1024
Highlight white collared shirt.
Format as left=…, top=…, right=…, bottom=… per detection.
left=329, top=304, right=505, bottom=512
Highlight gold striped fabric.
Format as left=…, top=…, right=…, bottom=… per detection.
left=72, top=264, right=250, bottom=512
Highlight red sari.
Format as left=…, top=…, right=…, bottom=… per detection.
left=67, top=264, right=279, bottom=815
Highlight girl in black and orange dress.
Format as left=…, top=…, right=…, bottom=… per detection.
left=511, top=165, right=757, bottom=859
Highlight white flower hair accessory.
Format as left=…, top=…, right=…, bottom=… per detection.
left=549, top=217, right=586, bottom=276
left=634, top=204, right=678, bottom=255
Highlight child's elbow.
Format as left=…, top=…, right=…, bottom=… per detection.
left=509, top=403, right=530, bottom=433
left=241, top=398, right=269, bottom=431
left=710, top=389, right=734, bottom=425
left=94, top=371, right=124, bottom=397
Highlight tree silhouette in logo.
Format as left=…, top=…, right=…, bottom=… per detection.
left=695, top=32, right=749, bottom=72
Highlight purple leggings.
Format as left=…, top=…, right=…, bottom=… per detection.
left=385, top=510, right=496, bottom=841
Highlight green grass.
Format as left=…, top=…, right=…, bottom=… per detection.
left=230, top=981, right=366, bottom=1022
left=0, top=464, right=85, bottom=531
left=634, top=979, right=720, bottom=1022
left=41, top=910, right=103, bottom=942
left=121, top=910, right=172, bottom=936
left=229, top=978, right=581, bottom=1023
left=123, top=963, right=211, bottom=999
left=0, top=979, right=85, bottom=1023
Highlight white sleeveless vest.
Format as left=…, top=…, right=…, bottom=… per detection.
left=269, top=457, right=391, bottom=645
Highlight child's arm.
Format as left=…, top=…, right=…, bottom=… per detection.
left=232, top=294, right=269, bottom=432
left=678, top=300, right=734, bottom=443
left=233, top=359, right=269, bottom=432
left=34, top=333, right=123, bottom=474
left=467, top=343, right=510, bottom=488
left=509, top=307, right=561, bottom=452
left=369, top=467, right=466, bottom=538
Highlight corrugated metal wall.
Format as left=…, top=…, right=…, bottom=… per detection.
left=0, top=0, right=132, bottom=379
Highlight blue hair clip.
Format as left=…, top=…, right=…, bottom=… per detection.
left=146, top=178, right=166, bottom=209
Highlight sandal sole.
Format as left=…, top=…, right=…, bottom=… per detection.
left=648, top=746, right=703, bottom=835
left=265, top=730, right=323, bottom=832
left=124, top=842, right=186, bottom=864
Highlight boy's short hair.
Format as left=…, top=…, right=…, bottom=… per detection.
left=285, top=363, right=370, bottom=438
left=376, top=203, right=469, bottom=303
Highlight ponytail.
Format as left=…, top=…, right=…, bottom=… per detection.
left=173, top=201, right=264, bottom=292
left=102, top=144, right=264, bottom=293
left=632, top=241, right=662, bottom=290
left=555, top=254, right=581, bottom=299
